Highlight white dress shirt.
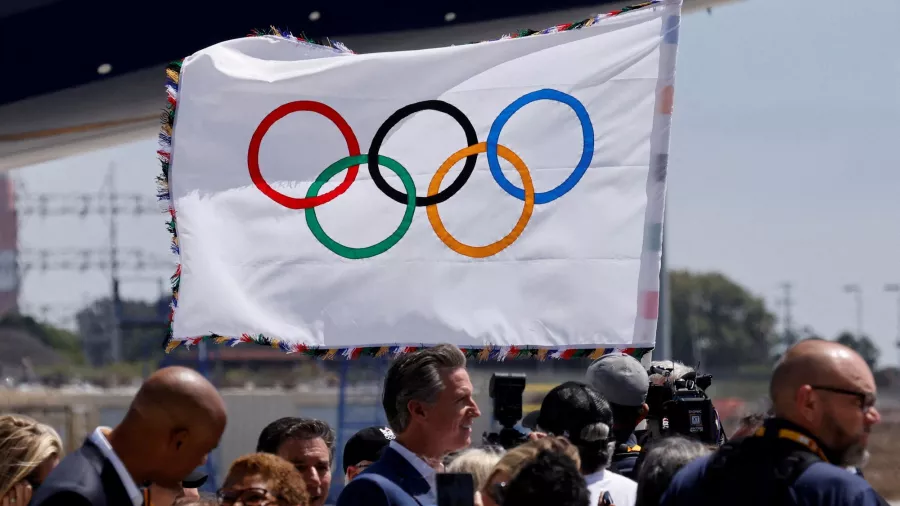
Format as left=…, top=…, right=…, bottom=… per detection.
left=389, top=441, right=439, bottom=505
left=89, top=427, right=144, bottom=506
left=584, top=468, right=637, bottom=506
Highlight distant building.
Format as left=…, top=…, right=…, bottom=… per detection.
left=0, top=174, right=17, bottom=316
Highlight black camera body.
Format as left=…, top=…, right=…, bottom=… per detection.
left=483, top=373, right=530, bottom=450
left=646, top=367, right=720, bottom=445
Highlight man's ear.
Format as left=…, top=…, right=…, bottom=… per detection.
left=407, top=399, right=429, bottom=422
left=796, top=385, right=818, bottom=422
left=169, top=428, right=189, bottom=452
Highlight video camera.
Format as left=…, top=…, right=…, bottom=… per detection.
left=645, top=365, right=721, bottom=445
left=482, top=373, right=530, bottom=450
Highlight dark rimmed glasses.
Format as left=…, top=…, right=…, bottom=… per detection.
left=810, top=385, right=877, bottom=411
left=216, top=487, right=282, bottom=506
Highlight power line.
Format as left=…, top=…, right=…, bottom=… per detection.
left=15, top=192, right=160, bottom=218
left=17, top=249, right=173, bottom=274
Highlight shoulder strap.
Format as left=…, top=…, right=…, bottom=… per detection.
left=774, top=450, right=819, bottom=486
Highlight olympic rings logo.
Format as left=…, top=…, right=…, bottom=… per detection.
left=247, top=89, right=594, bottom=259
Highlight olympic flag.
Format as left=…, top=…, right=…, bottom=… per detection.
left=161, top=0, right=682, bottom=357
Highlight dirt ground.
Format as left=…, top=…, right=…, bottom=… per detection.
left=865, top=418, right=900, bottom=499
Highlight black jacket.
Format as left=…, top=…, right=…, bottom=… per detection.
left=29, top=437, right=139, bottom=506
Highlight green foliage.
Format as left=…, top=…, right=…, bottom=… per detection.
left=670, top=270, right=778, bottom=369
left=0, top=312, right=84, bottom=363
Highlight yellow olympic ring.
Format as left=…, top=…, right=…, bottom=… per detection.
left=426, top=142, right=535, bottom=259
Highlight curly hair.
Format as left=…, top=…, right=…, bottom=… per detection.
left=225, top=453, right=309, bottom=506
left=0, top=414, right=62, bottom=497
left=173, top=497, right=217, bottom=506
left=257, top=418, right=336, bottom=462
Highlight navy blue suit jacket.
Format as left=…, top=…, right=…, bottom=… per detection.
left=337, top=446, right=432, bottom=506
left=29, top=437, right=135, bottom=506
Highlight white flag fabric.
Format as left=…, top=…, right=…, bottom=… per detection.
left=161, top=0, right=681, bottom=355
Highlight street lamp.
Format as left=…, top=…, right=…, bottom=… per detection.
left=843, top=284, right=864, bottom=337
left=886, top=284, right=900, bottom=364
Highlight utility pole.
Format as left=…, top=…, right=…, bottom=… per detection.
left=778, top=282, right=795, bottom=346
left=843, top=284, right=864, bottom=338
left=886, top=284, right=900, bottom=366
left=654, top=219, right=671, bottom=363
left=107, top=164, right=122, bottom=363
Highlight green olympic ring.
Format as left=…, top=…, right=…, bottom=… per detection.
left=305, top=154, right=417, bottom=259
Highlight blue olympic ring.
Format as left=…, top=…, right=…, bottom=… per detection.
left=486, top=89, right=594, bottom=204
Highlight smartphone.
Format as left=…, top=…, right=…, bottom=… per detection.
left=436, top=472, right=475, bottom=506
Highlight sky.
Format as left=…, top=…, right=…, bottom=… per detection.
left=11, top=0, right=900, bottom=364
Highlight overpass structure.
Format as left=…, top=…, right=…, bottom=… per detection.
left=0, top=0, right=736, bottom=172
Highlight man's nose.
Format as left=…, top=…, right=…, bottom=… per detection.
left=471, top=400, right=482, bottom=418
left=865, top=406, right=881, bottom=425
left=305, top=467, right=322, bottom=488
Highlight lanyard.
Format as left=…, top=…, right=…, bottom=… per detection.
left=753, top=426, right=829, bottom=463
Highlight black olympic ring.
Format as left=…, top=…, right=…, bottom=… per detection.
left=367, top=100, right=479, bottom=207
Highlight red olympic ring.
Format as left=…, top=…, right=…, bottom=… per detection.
left=248, top=101, right=361, bottom=209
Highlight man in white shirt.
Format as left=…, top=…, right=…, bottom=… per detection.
left=337, top=344, right=481, bottom=506
left=31, top=366, right=227, bottom=506
left=532, top=381, right=638, bottom=506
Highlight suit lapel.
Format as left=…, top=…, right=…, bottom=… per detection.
left=380, top=447, right=433, bottom=506
left=83, top=438, right=137, bottom=506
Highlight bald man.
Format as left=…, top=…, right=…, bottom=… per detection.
left=31, top=366, right=227, bottom=506
left=660, top=340, right=888, bottom=506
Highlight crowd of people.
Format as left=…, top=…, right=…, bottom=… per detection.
left=0, top=339, right=888, bottom=506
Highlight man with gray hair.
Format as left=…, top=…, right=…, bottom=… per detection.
left=337, top=344, right=481, bottom=506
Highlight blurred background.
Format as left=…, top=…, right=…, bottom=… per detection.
left=1, top=0, right=898, bottom=501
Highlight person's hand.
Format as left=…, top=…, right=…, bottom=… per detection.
left=528, top=431, right=548, bottom=441
left=1, top=481, right=33, bottom=506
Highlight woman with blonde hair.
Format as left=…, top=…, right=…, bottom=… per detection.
left=0, top=414, right=63, bottom=504
left=445, top=446, right=505, bottom=491
left=480, top=436, right=581, bottom=506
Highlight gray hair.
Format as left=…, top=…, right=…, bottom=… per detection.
left=382, top=344, right=467, bottom=433
left=445, top=447, right=505, bottom=490
left=536, top=421, right=615, bottom=474
left=636, top=436, right=711, bottom=506
left=649, top=360, right=695, bottom=385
